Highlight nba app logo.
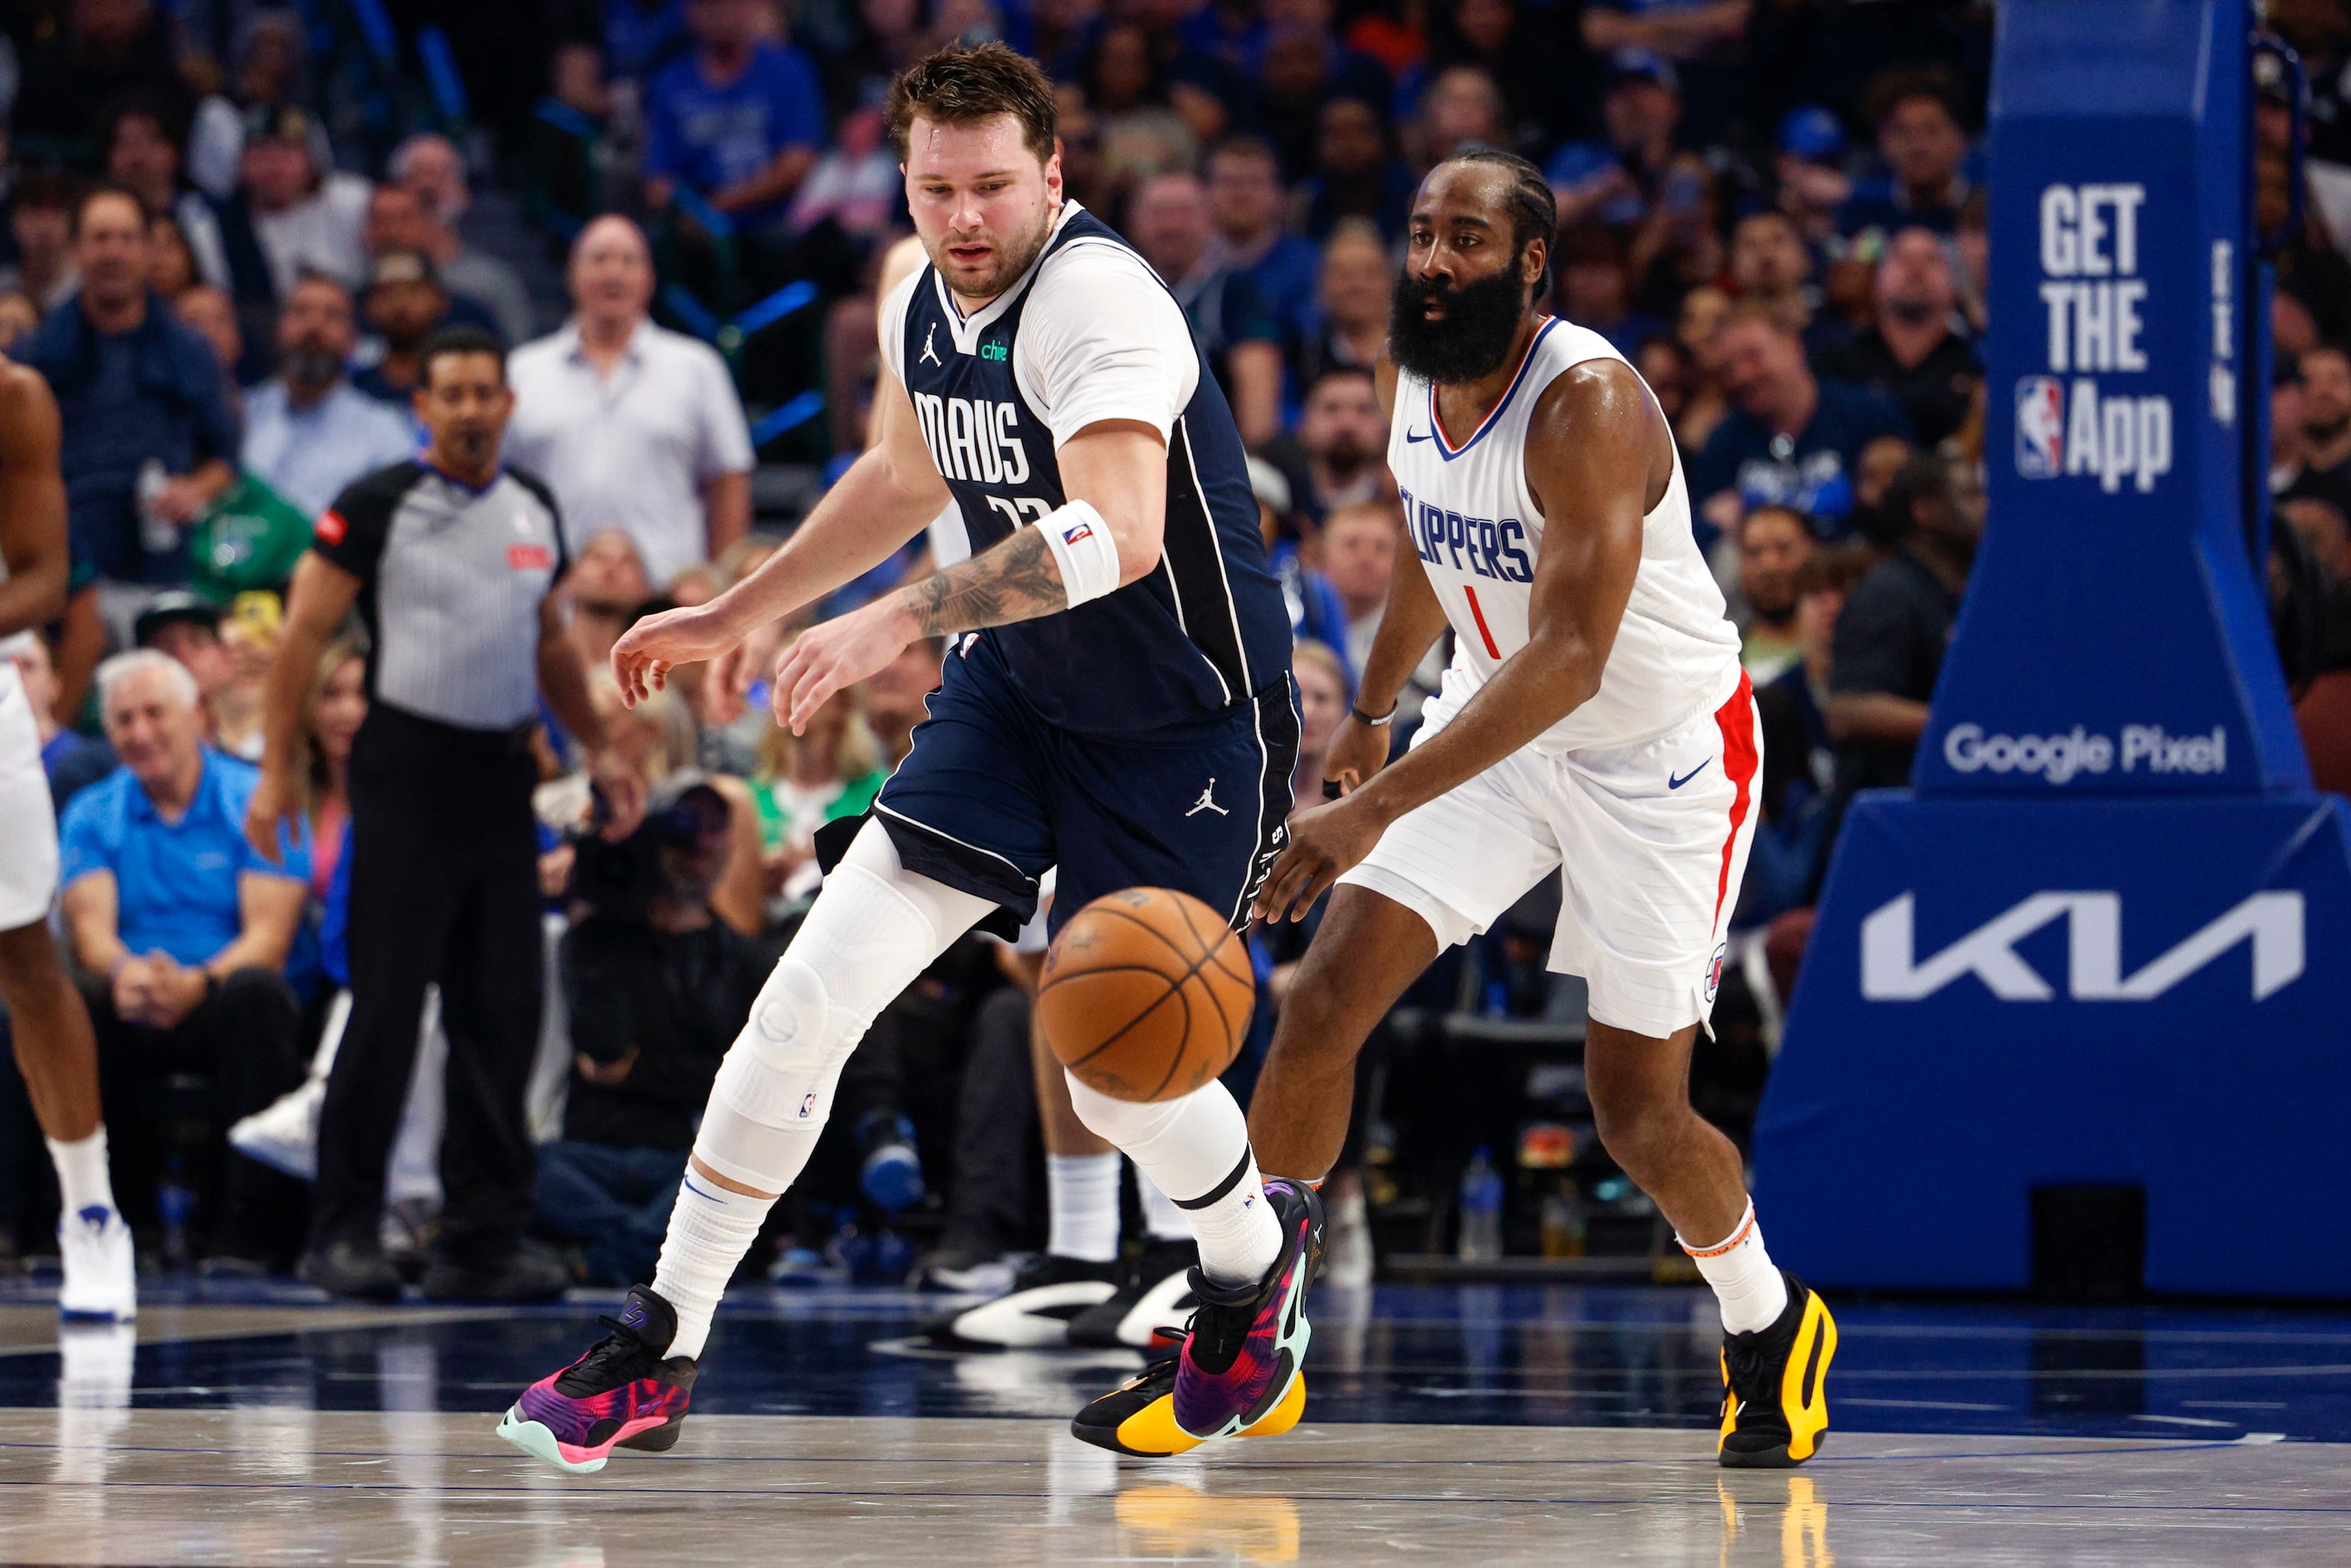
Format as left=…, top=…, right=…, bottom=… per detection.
left=2015, top=377, right=2065, bottom=478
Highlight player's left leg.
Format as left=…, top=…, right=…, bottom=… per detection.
left=1583, top=1019, right=1832, bottom=1466
left=497, top=820, right=996, bottom=1473
left=0, top=921, right=133, bottom=1323
left=0, top=687, right=131, bottom=1323
left=1554, top=676, right=1833, bottom=1468
left=1052, top=683, right=1321, bottom=1453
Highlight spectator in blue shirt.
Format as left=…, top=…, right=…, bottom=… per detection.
left=1691, top=305, right=1913, bottom=546
left=1838, top=67, right=1975, bottom=246
left=241, top=275, right=417, bottom=518
left=644, top=0, right=826, bottom=230
left=18, top=189, right=240, bottom=592
left=1548, top=50, right=1692, bottom=230
left=605, top=0, right=690, bottom=83
left=1206, top=138, right=1322, bottom=341
left=57, top=650, right=308, bottom=1267
left=1128, top=171, right=1287, bottom=448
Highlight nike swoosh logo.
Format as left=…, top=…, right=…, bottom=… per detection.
left=1404, top=428, right=1433, bottom=443
left=1668, top=758, right=1712, bottom=790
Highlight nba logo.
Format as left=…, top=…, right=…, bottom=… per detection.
left=2015, top=376, right=2065, bottom=478
left=1705, top=943, right=1727, bottom=1003
left=798, top=1092, right=817, bottom=1119
left=1063, top=520, right=1094, bottom=545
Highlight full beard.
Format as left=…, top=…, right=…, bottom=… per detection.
left=1388, top=261, right=1534, bottom=385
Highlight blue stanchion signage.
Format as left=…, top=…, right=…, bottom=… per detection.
left=1757, top=0, right=2351, bottom=1299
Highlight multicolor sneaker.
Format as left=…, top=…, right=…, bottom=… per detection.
left=1717, top=1271, right=1837, bottom=1468
left=1069, top=1354, right=1308, bottom=1458
left=496, top=1287, right=698, bottom=1474
left=1072, top=1176, right=1322, bottom=1456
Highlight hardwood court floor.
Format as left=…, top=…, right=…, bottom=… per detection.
left=2, top=1278, right=2350, bottom=1564
left=1, top=1407, right=2345, bottom=1565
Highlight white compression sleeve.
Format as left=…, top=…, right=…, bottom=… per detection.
left=1064, top=1075, right=1282, bottom=1287
left=654, top=819, right=994, bottom=1357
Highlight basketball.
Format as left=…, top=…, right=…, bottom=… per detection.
left=1037, top=887, right=1255, bottom=1102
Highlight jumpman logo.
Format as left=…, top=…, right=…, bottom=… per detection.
left=920, top=323, right=941, bottom=367
left=1186, top=779, right=1229, bottom=817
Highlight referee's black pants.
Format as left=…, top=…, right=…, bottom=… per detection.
left=312, top=703, right=544, bottom=1266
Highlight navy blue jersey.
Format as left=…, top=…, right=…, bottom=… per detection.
left=894, top=206, right=1290, bottom=736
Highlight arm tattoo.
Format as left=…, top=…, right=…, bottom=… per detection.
left=900, top=524, right=1070, bottom=635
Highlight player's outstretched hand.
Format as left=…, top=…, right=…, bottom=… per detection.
left=1251, top=795, right=1389, bottom=924
left=773, top=599, right=914, bottom=734
left=1320, top=711, right=1393, bottom=800
left=610, top=603, right=741, bottom=708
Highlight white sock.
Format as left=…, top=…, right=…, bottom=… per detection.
left=1176, top=1147, right=1282, bottom=1288
left=1680, top=1201, right=1789, bottom=1335
left=652, top=1170, right=777, bottom=1361
left=1136, top=1166, right=1191, bottom=1243
left=1064, top=1077, right=1281, bottom=1288
left=1046, top=1152, right=1121, bottom=1262
left=46, top=1129, right=116, bottom=1221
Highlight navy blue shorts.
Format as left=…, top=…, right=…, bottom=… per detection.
left=861, top=634, right=1297, bottom=940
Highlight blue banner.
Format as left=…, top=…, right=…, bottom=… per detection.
left=1758, top=0, right=2351, bottom=1300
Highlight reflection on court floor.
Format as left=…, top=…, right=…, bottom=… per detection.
left=3, top=1277, right=2350, bottom=1563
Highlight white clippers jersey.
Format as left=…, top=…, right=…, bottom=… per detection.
left=1388, top=316, right=1742, bottom=754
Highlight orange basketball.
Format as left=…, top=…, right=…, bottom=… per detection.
left=1038, top=887, right=1256, bottom=1102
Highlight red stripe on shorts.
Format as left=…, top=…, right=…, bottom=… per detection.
left=1710, top=670, right=1759, bottom=930
left=1463, top=585, right=1502, bottom=659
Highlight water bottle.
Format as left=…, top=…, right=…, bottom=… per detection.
left=1540, top=1189, right=1587, bottom=1259
left=158, top=1156, right=193, bottom=1270
left=135, top=460, right=178, bottom=555
left=1457, top=1146, right=1504, bottom=1262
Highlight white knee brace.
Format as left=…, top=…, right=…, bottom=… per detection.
left=705, top=820, right=997, bottom=1151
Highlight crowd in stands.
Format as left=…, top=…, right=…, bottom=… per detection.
left=4, top=0, right=2351, bottom=1285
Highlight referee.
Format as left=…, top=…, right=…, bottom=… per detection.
left=247, top=325, right=643, bottom=1302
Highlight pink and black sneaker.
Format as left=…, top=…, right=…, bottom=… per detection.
left=496, top=1286, right=698, bottom=1474
left=1170, top=1176, right=1322, bottom=1440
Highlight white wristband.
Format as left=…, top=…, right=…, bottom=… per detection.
left=1036, top=498, right=1121, bottom=608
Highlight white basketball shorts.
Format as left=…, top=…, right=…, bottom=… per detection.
left=1339, top=666, right=1761, bottom=1039
left=0, top=663, right=59, bottom=930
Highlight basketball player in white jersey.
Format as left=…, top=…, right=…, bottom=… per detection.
left=1243, top=150, right=1836, bottom=1467
left=0, top=358, right=136, bottom=1322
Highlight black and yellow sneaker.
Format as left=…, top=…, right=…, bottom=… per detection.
left=1716, top=1271, right=1836, bottom=1468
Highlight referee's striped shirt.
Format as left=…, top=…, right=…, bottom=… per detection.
left=313, top=461, right=569, bottom=731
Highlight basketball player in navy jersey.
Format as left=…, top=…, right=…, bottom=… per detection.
left=498, top=44, right=1318, bottom=1473
left=1243, top=151, right=1837, bottom=1468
